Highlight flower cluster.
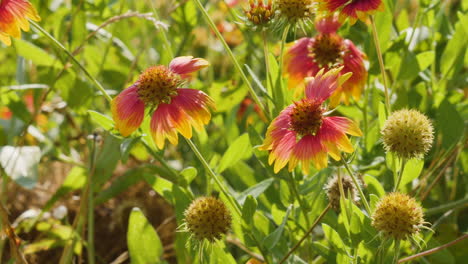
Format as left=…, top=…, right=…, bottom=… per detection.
left=284, top=15, right=367, bottom=104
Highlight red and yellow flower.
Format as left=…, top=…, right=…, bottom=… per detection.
left=260, top=68, right=362, bottom=174
left=320, top=0, right=384, bottom=24
left=284, top=15, right=367, bottom=105
left=111, top=56, right=215, bottom=149
left=0, top=0, right=41, bottom=46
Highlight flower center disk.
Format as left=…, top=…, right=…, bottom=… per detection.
left=310, top=34, right=344, bottom=68
left=290, top=99, right=324, bottom=136
left=137, top=65, right=181, bottom=105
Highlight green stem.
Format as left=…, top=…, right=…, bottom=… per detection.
left=393, top=239, right=401, bottom=264
left=146, top=0, right=174, bottom=59
left=192, top=0, right=269, bottom=119
left=337, top=172, right=352, bottom=218
left=87, top=136, right=99, bottom=264
left=370, top=16, right=391, bottom=114
left=288, top=172, right=310, bottom=227
left=393, top=158, right=406, bottom=192
left=279, top=204, right=331, bottom=264
left=341, top=155, right=372, bottom=215
left=262, top=30, right=273, bottom=98
left=425, top=196, right=468, bottom=216
left=276, top=24, right=290, bottom=108
left=185, top=138, right=242, bottom=216
left=30, top=21, right=112, bottom=103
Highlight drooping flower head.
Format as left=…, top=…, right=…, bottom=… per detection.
left=184, top=197, right=232, bottom=242
left=0, top=0, right=41, bottom=46
left=381, top=109, right=434, bottom=159
left=284, top=15, right=367, bottom=105
left=111, top=56, right=215, bottom=149
left=372, top=193, right=425, bottom=240
left=260, top=68, right=362, bottom=174
left=325, top=174, right=360, bottom=211
left=320, top=0, right=384, bottom=24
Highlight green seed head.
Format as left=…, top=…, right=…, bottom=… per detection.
left=371, top=193, right=425, bottom=240
left=184, top=197, right=232, bottom=242
left=381, top=109, right=434, bottom=159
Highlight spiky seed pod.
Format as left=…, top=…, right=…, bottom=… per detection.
left=184, top=197, right=232, bottom=242
left=381, top=109, right=434, bottom=159
left=276, top=0, right=314, bottom=22
left=244, top=0, right=275, bottom=28
left=371, top=193, right=425, bottom=240
left=325, top=175, right=359, bottom=211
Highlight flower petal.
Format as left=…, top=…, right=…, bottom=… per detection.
left=315, top=14, right=341, bottom=34
left=319, top=116, right=362, bottom=155
left=171, top=88, right=215, bottom=131
left=284, top=38, right=319, bottom=93
left=169, top=56, right=209, bottom=79
left=305, top=67, right=343, bottom=103
left=0, top=0, right=41, bottom=45
left=289, top=135, right=328, bottom=174
left=111, top=85, right=145, bottom=137
left=150, top=104, right=179, bottom=149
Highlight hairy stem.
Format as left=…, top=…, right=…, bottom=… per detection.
left=341, top=155, right=372, bottom=215
left=370, top=16, right=391, bottom=114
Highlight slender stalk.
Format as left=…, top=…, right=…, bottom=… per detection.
left=393, top=158, right=406, bottom=192
left=398, top=234, right=468, bottom=263
left=192, top=0, right=269, bottom=119
left=341, top=155, right=372, bottom=215
left=425, top=196, right=468, bottom=216
left=185, top=138, right=241, bottom=216
left=146, top=0, right=174, bottom=59
left=279, top=203, right=331, bottom=264
left=275, top=24, right=290, bottom=108
left=393, top=239, right=401, bottom=264
left=288, top=172, right=310, bottom=227
left=87, top=135, right=99, bottom=264
left=370, top=16, right=391, bottom=114
left=262, top=30, right=273, bottom=96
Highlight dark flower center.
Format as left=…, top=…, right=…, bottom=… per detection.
left=290, top=99, right=324, bottom=136
left=137, top=65, right=181, bottom=105
left=310, top=34, right=344, bottom=68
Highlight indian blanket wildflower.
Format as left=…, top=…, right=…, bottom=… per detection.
left=259, top=68, right=362, bottom=174
left=111, top=56, right=215, bottom=149
left=320, top=0, right=384, bottom=24
left=284, top=15, right=367, bottom=105
left=0, top=0, right=41, bottom=46
left=381, top=109, right=434, bottom=159
left=372, top=192, right=425, bottom=240
left=184, top=197, right=232, bottom=242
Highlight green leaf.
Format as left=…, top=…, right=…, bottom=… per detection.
left=120, top=137, right=139, bottom=163
left=217, top=133, right=252, bottom=173
left=88, top=110, right=114, bottom=131
left=322, top=223, right=347, bottom=254
left=416, top=51, right=435, bottom=71
left=263, top=204, right=292, bottom=250
left=241, top=195, right=257, bottom=226
left=399, top=158, right=424, bottom=191
left=95, top=168, right=144, bottom=205
left=127, top=208, right=163, bottom=264
left=378, top=101, right=387, bottom=129
left=14, top=39, right=62, bottom=68
left=437, top=100, right=464, bottom=148
left=237, top=178, right=274, bottom=205
left=43, top=166, right=87, bottom=211
left=180, top=166, right=197, bottom=185
left=0, top=146, right=41, bottom=189
left=440, top=12, right=468, bottom=78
